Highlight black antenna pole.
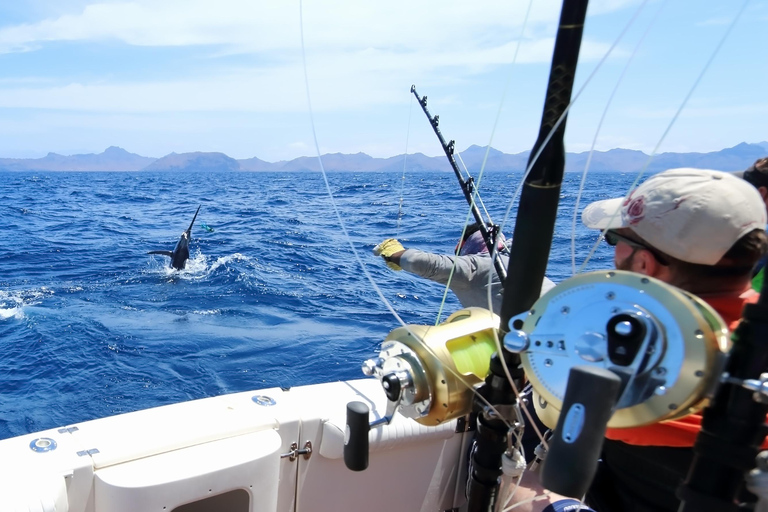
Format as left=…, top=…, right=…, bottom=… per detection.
left=410, top=85, right=508, bottom=283
left=465, top=0, right=590, bottom=510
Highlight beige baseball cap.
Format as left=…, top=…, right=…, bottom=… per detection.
left=582, top=168, right=767, bottom=265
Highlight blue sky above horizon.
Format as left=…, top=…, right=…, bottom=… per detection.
left=0, top=0, right=764, bottom=161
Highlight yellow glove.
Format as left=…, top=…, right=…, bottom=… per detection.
left=373, top=238, right=404, bottom=271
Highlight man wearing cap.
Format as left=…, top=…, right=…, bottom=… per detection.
left=580, top=168, right=768, bottom=511
left=373, top=223, right=556, bottom=314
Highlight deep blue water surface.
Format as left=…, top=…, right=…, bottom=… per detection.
left=0, top=170, right=633, bottom=440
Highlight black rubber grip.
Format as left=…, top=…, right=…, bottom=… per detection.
left=541, top=365, right=622, bottom=498
left=344, top=401, right=370, bottom=471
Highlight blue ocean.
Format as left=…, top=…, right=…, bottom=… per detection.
left=0, top=170, right=631, bottom=440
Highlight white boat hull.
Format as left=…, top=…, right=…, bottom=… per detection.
left=0, top=378, right=470, bottom=512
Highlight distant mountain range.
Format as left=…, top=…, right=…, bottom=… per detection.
left=0, top=142, right=766, bottom=173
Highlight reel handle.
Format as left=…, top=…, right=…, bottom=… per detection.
left=541, top=366, right=622, bottom=498
left=344, top=401, right=370, bottom=471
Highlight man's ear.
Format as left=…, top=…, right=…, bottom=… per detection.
left=631, top=249, right=667, bottom=279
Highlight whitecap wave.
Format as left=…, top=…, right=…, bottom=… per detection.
left=0, top=287, right=54, bottom=320
left=192, top=309, right=221, bottom=316
left=0, top=306, right=23, bottom=320
left=146, top=251, right=252, bottom=281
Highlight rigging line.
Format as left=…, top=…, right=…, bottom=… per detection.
left=473, top=0, right=534, bottom=196
left=298, top=0, right=514, bottom=430
left=496, top=0, right=650, bottom=240
left=456, top=151, right=494, bottom=223
left=395, top=94, right=414, bottom=238
left=440, top=0, right=535, bottom=323
left=570, top=0, right=657, bottom=276
left=299, top=1, right=407, bottom=330
left=494, top=4, right=751, bottom=502
left=490, top=0, right=650, bottom=444
left=577, top=0, right=752, bottom=274
left=464, top=0, right=535, bottom=324
left=472, top=0, right=533, bottom=318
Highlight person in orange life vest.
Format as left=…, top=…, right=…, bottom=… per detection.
left=579, top=168, right=768, bottom=512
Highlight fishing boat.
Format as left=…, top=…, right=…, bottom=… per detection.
left=1, top=0, right=766, bottom=511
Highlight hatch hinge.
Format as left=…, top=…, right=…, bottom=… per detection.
left=280, top=441, right=312, bottom=462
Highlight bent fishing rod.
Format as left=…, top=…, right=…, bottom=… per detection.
left=465, top=0, right=590, bottom=511
left=410, top=86, right=508, bottom=283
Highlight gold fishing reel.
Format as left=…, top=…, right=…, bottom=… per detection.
left=362, top=307, right=500, bottom=426
left=504, top=270, right=730, bottom=429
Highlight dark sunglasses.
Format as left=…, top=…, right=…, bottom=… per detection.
left=604, top=230, right=669, bottom=266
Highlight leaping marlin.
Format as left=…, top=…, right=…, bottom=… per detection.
left=148, top=205, right=201, bottom=270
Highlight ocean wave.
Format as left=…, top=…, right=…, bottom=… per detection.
left=0, top=287, right=55, bottom=320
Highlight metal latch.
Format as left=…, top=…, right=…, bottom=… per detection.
left=281, top=441, right=312, bottom=461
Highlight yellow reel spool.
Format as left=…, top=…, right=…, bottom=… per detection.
left=379, top=307, right=499, bottom=426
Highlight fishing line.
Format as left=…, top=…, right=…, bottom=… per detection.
left=395, top=95, right=414, bottom=238
left=434, top=0, right=534, bottom=325
left=577, top=0, right=752, bottom=274
left=462, top=6, right=656, bottom=501
left=497, top=0, right=649, bottom=240
left=496, top=2, right=748, bottom=507
left=298, top=0, right=515, bottom=430
left=299, top=1, right=407, bottom=328
left=569, top=0, right=658, bottom=276
left=485, top=0, right=650, bottom=462
left=456, top=151, right=495, bottom=223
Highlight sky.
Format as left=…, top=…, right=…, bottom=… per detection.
left=0, top=0, right=765, bottom=161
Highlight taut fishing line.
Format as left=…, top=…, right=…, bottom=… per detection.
left=569, top=0, right=657, bottom=276
left=577, top=0, right=752, bottom=274
left=433, top=0, right=534, bottom=327
left=395, top=95, right=414, bottom=238
left=298, top=0, right=515, bottom=431
left=479, top=1, right=652, bottom=480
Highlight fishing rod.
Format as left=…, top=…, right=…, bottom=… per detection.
left=410, top=85, right=508, bottom=283
left=465, top=0, right=590, bottom=510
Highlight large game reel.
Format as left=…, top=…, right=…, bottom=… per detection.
left=361, top=307, right=500, bottom=426
left=504, top=270, right=730, bottom=429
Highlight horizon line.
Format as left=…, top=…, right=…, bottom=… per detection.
left=2, top=140, right=766, bottom=163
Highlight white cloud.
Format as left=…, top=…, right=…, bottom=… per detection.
left=0, top=35, right=617, bottom=114
left=0, top=1, right=551, bottom=54
left=0, top=0, right=639, bottom=55
left=0, top=0, right=635, bottom=116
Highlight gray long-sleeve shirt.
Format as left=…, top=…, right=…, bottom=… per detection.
left=398, top=249, right=556, bottom=314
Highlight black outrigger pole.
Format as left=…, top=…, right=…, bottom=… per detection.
left=465, top=0, right=590, bottom=510
left=410, top=86, right=508, bottom=283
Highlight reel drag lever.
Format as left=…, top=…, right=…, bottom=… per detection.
left=540, top=366, right=621, bottom=497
